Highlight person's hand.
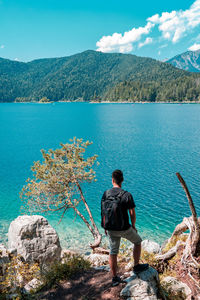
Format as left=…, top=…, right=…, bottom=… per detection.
left=105, top=229, right=107, bottom=236
left=132, top=225, right=137, bottom=232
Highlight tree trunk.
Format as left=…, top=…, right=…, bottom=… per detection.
left=76, top=182, right=102, bottom=248
left=72, top=205, right=95, bottom=236
left=72, top=205, right=102, bottom=249
left=176, top=173, right=200, bottom=257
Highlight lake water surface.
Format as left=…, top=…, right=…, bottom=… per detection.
left=0, top=103, right=200, bottom=251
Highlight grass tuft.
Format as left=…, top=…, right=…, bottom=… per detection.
left=42, top=254, right=91, bottom=289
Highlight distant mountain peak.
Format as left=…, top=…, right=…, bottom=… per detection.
left=167, top=50, right=200, bottom=72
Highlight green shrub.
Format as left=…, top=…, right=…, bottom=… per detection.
left=42, top=254, right=91, bottom=288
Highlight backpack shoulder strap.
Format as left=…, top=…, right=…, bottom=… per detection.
left=104, top=190, right=110, bottom=199
left=118, top=190, right=127, bottom=198
left=104, top=189, right=127, bottom=200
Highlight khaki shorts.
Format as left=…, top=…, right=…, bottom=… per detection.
left=107, top=227, right=142, bottom=255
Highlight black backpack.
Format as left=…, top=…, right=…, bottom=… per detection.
left=101, top=190, right=127, bottom=230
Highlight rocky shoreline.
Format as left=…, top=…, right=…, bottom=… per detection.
left=0, top=215, right=195, bottom=299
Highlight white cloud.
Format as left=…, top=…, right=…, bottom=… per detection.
left=96, top=0, right=200, bottom=53
left=96, top=22, right=154, bottom=53
left=148, top=11, right=177, bottom=24
left=159, top=44, right=168, bottom=49
left=138, top=37, right=153, bottom=48
left=148, top=0, right=200, bottom=43
left=0, top=45, right=5, bottom=49
left=188, top=43, right=200, bottom=51
left=148, top=14, right=159, bottom=23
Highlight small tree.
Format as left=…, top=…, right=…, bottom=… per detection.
left=39, top=97, right=50, bottom=103
left=20, top=138, right=102, bottom=249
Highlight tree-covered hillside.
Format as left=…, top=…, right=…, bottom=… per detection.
left=104, top=76, right=200, bottom=102
left=0, top=50, right=194, bottom=102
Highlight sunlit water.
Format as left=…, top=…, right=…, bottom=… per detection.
left=0, top=102, right=200, bottom=252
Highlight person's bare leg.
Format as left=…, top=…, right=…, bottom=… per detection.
left=109, top=254, right=118, bottom=277
left=133, top=243, right=141, bottom=266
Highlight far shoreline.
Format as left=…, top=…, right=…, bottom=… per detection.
left=89, top=101, right=200, bottom=104
left=1, top=100, right=200, bottom=104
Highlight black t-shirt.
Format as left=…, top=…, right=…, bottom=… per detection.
left=101, top=187, right=136, bottom=231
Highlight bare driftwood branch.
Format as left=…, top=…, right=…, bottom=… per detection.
left=93, top=247, right=109, bottom=255
left=168, top=220, right=189, bottom=244
left=187, top=269, right=200, bottom=291
left=168, top=217, right=200, bottom=245
left=156, top=173, right=200, bottom=298
left=156, top=240, right=185, bottom=261
left=176, top=173, right=200, bottom=257
left=176, top=173, right=198, bottom=224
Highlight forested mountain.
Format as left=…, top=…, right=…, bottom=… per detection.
left=0, top=50, right=195, bottom=102
left=167, top=50, right=200, bottom=73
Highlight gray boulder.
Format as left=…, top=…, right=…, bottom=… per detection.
left=86, top=253, right=109, bottom=266
left=0, top=243, right=10, bottom=275
left=120, top=266, right=159, bottom=299
left=142, top=240, right=160, bottom=254
left=8, top=215, right=61, bottom=265
left=23, top=278, right=43, bottom=293
left=161, top=276, right=192, bottom=299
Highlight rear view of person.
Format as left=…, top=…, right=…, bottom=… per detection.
left=101, top=169, right=149, bottom=286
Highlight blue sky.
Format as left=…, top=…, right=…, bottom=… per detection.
left=0, top=0, right=200, bottom=62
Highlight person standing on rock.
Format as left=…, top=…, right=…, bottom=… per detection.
left=101, top=169, right=149, bottom=286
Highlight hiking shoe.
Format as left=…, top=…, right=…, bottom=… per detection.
left=133, top=263, right=149, bottom=274
left=112, top=276, right=122, bottom=286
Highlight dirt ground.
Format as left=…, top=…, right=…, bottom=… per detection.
left=36, top=255, right=200, bottom=299
left=38, top=268, right=127, bottom=300
left=175, top=258, right=200, bottom=299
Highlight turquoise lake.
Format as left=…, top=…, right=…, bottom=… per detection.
left=0, top=103, right=200, bottom=251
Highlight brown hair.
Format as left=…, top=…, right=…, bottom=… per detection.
left=112, top=169, right=124, bottom=185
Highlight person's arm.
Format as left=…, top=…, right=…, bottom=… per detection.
left=129, top=207, right=137, bottom=232
left=101, top=191, right=107, bottom=235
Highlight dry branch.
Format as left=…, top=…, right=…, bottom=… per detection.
left=156, top=173, right=200, bottom=297
left=156, top=240, right=185, bottom=261
left=176, top=173, right=200, bottom=257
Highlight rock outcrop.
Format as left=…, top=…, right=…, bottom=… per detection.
left=0, top=244, right=9, bottom=275
left=120, top=266, right=159, bottom=300
left=142, top=240, right=160, bottom=254
left=8, top=215, right=61, bottom=265
left=86, top=253, right=109, bottom=266
left=23, top=278, right=43, bottom=294
left=161, top=276, right=192, bottom=300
